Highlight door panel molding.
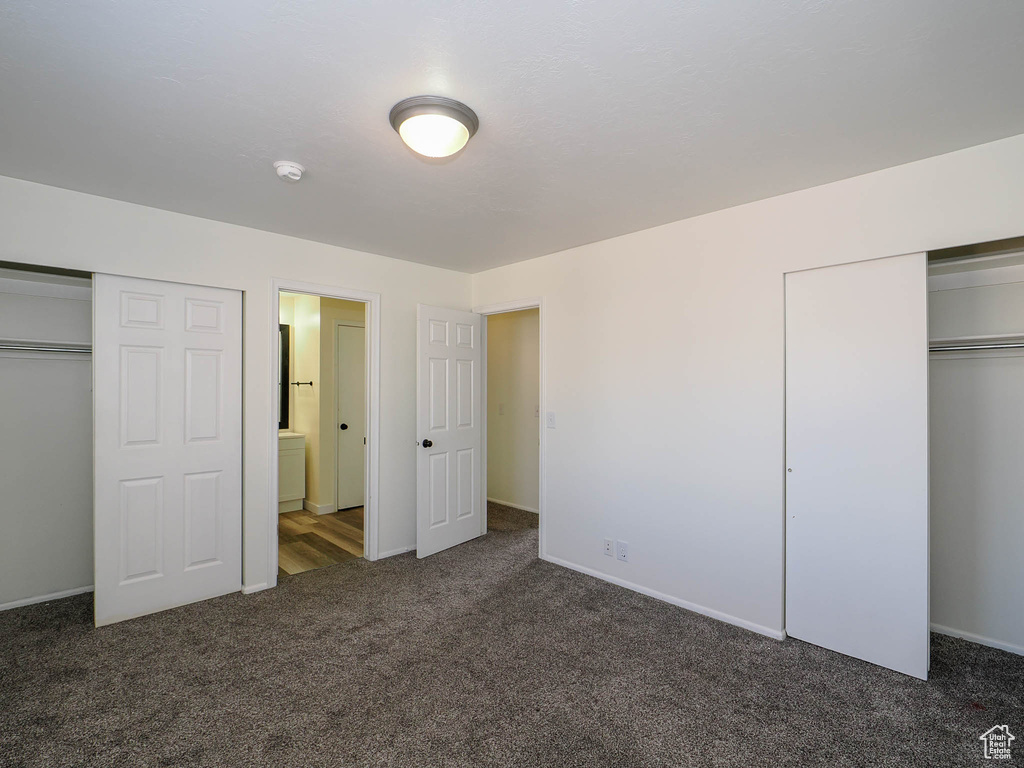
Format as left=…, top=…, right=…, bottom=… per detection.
left=94, top=274, right=242, bottom=626
left=416, top=304, right=483, bottom=558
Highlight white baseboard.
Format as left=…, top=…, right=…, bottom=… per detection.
left=279, top=499, right=303, bottom=513
left=931, top=623, right=1024, bottom=656
left=303, top=500, right=335, bottom=515
left=241, top=582, right=270, bottom=595
left=0, top=585, right=94, bottom=612
left=487, top=497, right=540, bottom=514
left=378, top=545, right=415, bottom=559
left=541, top=554, right=786, bottom=641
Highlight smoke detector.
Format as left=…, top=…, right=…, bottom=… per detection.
left=273, top=161, right=304, bottom=182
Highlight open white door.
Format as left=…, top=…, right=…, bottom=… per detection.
left=785, top=253, right=929, bottom=679
left=93, top=274, right=242, bottom=626
left=416, top=305, right=483, bottom=558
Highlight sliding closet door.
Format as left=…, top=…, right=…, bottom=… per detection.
left=785, top=253, right=929, bottom=679
left=93, top=274, right=242, bottom=626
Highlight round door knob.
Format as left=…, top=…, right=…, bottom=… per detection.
left=421, top=439, right=433, bottom=448
left=339, top=423, right=348, bottom=430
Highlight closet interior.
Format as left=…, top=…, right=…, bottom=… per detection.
left=928, top=239, right=1024, bottom=656
left=0, top=263, right=94, bottom=610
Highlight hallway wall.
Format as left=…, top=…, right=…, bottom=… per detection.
left=487, top=309, right=540, bottom=512
left=291, top=294, right=322, bottom=508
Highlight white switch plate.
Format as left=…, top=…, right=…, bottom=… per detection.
left=546, top=411, right=556, bottom=429
left=616, top=541, right=629, bottom=562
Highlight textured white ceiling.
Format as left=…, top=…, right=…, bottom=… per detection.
left=2, top=1, right=1023, bottom=273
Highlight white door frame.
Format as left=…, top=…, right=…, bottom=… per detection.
left=335, top=318, right=366, bottom=511
left=473, top=298, right=545, bottom=559
left=268, top=279, right=381, bottom=587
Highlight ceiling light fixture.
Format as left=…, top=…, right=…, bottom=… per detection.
left=389, top=96, right=479, bottom=158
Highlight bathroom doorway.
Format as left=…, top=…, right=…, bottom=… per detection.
left=273, top=284, right=379, bottom=579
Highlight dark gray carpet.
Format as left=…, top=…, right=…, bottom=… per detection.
left=484, top=501, right=539, bottom=531
left=2, top=503, right=1021, bottom=767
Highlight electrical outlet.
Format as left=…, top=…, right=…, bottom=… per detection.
left=616, top=541, right=629, bottom=562
left=604, top=538, right=614, bottom=557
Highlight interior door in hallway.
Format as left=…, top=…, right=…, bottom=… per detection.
left=416, top=305, right=483, bottom=558
left=336, top=322, right=366, bottom=510
left=785, top=252, right=929, bottom=679
left=93, top=274, right=242, bottom=626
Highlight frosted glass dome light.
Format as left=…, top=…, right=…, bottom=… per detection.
left=389, top=96, right=479, bottom=158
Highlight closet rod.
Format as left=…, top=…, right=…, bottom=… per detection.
left=0, top=342, right=91, bottom=354
left=930, top=342, right=1024, bottom=352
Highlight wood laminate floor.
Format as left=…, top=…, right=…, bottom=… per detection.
left=278, top=502, right=532, bottom=578
left=278, top=507, right=364, bottom=577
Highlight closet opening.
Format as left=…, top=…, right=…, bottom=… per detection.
left=0, top=262, right=94, bottom=612
left=783, top=237, right=1024, bottom=678
left=927, top=235, right=1024, bottom=657
left=3, top=264, right=243, bottom=625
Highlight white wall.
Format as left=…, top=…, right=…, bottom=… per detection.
left=291, top=294, right=322, bottom=507
left=486, top=309, right=540, bottom=512
left=472, top=133, right=1024, bottom=638
left=278, top=293, right=296, bottom=325
left=0, top=271, right=93, bottom=606
left=929, top=258, right=1024, bottom=654
left=0, top=174, right=472, bottom=589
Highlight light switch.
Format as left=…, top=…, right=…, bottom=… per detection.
left=546, top=411, right=556, bottom=429
left=498, top=403, right=504, bottom=416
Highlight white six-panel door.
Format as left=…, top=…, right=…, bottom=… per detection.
left=93, top=274, right=242, bottom=626
left=785, top=253, right=930, bottom=679
left=416, top=305, right=483, bottom=558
